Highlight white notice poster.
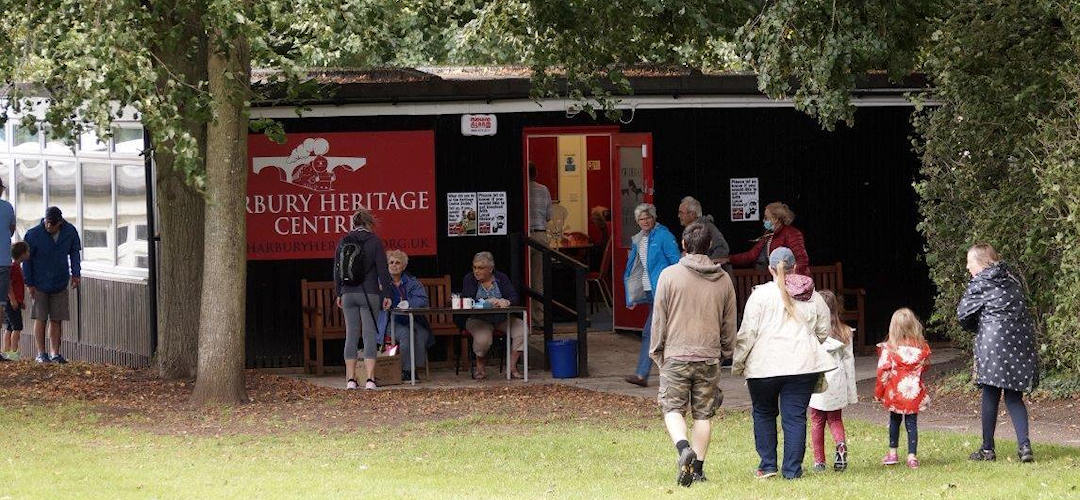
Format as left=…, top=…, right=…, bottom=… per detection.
left=730, top=178, right=760, bottom=222
left=476, top=191, right=508, bottom=235
left=447, top=192, right=478, bottom=236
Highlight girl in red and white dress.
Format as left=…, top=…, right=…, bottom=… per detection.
left=874, top=308, right=931, bottom=469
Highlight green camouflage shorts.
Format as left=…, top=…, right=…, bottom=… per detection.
left=657, top=358, right=723, bottom=420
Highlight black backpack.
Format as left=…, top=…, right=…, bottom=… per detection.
left=335, top=231, right=367, bottom=286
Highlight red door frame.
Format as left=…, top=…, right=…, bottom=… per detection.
left=521, top=125, right=620, bottom=316
left=611, top=133, right=654, bottom=331
left=521, top=126, right=656, bottom=332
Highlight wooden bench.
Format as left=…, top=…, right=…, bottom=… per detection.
left=301, top=276, right=460, bottom=376
left=730, top=262, right=867, bottom=352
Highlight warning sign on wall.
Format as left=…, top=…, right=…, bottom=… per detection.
left=730, top=177, right=760, bottom=222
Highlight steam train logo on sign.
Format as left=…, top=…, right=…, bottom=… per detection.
left=250, top=137, right=366, bottom=192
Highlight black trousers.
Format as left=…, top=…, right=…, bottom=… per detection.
left=888, top=412, right=918, bottom=454
left=980, top=384, right=1030, bottom=450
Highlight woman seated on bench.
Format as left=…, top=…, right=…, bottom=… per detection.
left=378, top=249, right=434, bottom=381
left=460, top=251, right=526, bottom=380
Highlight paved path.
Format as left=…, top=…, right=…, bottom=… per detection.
left=300, top=330, right=961, bottom=409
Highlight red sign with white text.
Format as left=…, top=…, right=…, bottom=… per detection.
left=246, top=131, right=436, bottom=260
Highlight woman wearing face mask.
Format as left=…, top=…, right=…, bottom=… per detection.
left=723, top=202, right=809, bottom=275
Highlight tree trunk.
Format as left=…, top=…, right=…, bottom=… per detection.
left=152, top=6, right=208, bottom=380
left=191, top=26, right=251, bottom=406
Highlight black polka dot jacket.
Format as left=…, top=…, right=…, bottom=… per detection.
left=956, top=263, right=1039, bottom=392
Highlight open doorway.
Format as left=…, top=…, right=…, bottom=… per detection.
left=523, top=127, right=653, bottom=333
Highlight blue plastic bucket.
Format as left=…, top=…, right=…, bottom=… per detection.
left=547, top=339, right=579, bottom=378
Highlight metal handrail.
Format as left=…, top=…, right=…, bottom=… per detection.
left=518, top=234, right=590, bottom=377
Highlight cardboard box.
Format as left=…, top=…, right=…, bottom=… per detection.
left=374, top=351, right=402, bottom=386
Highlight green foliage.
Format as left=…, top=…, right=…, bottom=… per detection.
left=912, top=1, right=1079, bottom=374
left=457, top=0, right=750, bottom=119
left=735, top=0, right=935, bottom=129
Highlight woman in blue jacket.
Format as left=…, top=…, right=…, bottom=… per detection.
left=377, top=249, right=433, bottom=381
left=623, top=203, right=681, bottom=387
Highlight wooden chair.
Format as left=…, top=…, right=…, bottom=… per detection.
left=730, top=262, right=867, bottom=352
left=300, top=280, right=345, bottom=376
left=585, top=236, right=612, bottom=312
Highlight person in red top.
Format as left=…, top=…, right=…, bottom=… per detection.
left=1, top=242, right=29, bottom=361
left=723, top=202, right=809, bottom=275
left=874, top=308, right=931, bottom=469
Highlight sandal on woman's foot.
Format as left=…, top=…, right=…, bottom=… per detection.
left=364, top=379, right=377, bottom=390
left=345, top=379, right=358, bottom=390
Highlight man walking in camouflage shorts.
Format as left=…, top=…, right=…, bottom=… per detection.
left=649, top=222, right=737, bottom=487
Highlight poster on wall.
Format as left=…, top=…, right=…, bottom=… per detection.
left=447, top=192, right=478, bottom=237
left=476, top=191, right=507, bottom=235
left=730, top=177, right=760, bottom=222
left=562, top=152, right=580, bottom=175
left=246, top=131, right=437, bottom=260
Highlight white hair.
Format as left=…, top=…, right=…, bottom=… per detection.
left=472, top=251, right=495, bottom=268
left=680, top=196, right=702, bottom=218
left=633, top=203, right=657, bottom=219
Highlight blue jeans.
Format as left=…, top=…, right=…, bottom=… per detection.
left=634, top=297, right=654, bottom=379
left=747, top=373, right=818, bottom=479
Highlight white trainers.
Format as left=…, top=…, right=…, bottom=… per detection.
left=364, top=379, right=377, bottom=390
left=345, top=379, right=358, bottom=390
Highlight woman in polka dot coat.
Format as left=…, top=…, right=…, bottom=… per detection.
left=956, top=244, right=1037, bottom=463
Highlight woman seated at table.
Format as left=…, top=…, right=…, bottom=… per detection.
left=460, top=251, right=526, bottom=380
left=377, top=249, right=434, bottom=381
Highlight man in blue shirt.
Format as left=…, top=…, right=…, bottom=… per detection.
left=23, top=206, right=81, bottom=364
left=0, top=180, right=14, bottom=361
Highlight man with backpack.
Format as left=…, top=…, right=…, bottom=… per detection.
left=335, top=208, right=393, bottom=390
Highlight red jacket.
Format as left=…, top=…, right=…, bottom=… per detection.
left=728, top=224, right=810, bottom=275
left=874, top=342, right=931, bottom=415
left=9, top=264, right=24, bottom=304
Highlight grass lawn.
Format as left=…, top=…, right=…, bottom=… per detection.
left=1, top=404, right=1077, bottom=499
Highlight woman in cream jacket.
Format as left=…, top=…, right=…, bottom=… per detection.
left=732, top=247, right=835, bottom=480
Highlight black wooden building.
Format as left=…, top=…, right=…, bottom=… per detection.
left=244, top=68, right=934, bottom=369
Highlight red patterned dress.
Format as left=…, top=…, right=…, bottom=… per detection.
left=874, top=342, right=931, bottom=414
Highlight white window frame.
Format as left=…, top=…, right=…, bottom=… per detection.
left=0, top=117, right=150, bottom=281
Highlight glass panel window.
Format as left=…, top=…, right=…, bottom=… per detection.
left=0, top=124, right=7, bottom=151
left=112, top=125, right=143, bottom=155
left=116, top=164, right=147, bottom=268
left=15, top=159, right=44, bottom=236
left=79, top=129, right=108, bottom=153
left=13, top=124, right=40, bottom=153
left=82, top=163, right=114, bottom=265
left=617, top=146, right=644, bottom=247
left=43, top=127, right=73, bottom=155
left=46, top=161, right=78, bottom=230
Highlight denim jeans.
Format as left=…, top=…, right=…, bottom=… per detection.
left=633, top=295, right=654, bottom=379
left=747, top=373, right=818, bottom=478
